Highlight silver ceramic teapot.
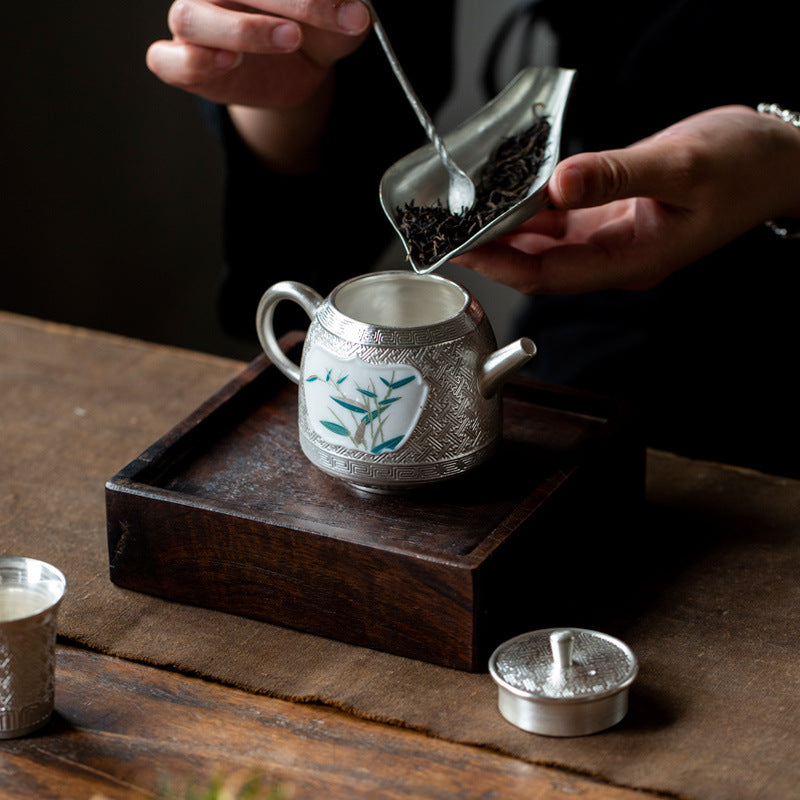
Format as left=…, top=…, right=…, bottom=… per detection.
left=256, top=271, right=536, bottom=492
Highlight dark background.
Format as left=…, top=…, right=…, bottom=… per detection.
left=2, top=1, right=259, bottom=360
left=1, top=1, right=531, bottom=363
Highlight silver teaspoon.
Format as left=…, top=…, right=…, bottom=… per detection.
left=359, top=0, right=475, bottom=215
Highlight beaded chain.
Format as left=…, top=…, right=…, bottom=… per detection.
left=757, top=103, right=800, bottom=239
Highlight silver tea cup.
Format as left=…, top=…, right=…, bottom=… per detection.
left=0, top=557, right=66, bottom=738
left=256, top=270, right=536, bottom=492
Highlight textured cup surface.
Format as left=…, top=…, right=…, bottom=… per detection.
left=0, top=557, right=66, bottom=738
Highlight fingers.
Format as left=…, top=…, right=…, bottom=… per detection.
left=147, top=0, right=308, bottom=90
left=505, top=207, right=568, bottom=238
left=167, top=0, right=304, bottom=55
left=148, top=0, right=372, bottom=91
left=454, top=241, right=607, bottom=294
left=453, top=244, right=545, bottom=293
left=222, top=0, right=371, bottom=35
left=454, top=239, right=660, bottom=295
left=146, top=39, right=242, bottom=88
left=166, top=0, right=370, bottom=54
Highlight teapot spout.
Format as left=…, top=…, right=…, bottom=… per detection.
left=479, top=338, right=537, bottom=398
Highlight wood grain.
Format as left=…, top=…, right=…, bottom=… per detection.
left=0, top=646, right=659, bottom=800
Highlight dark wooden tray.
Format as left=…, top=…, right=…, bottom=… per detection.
left=106, top=333, right=644, bottom=671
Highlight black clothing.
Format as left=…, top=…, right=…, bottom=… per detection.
left=214, top=1, right=455, bottom=339
left=210, top=0, right=800, bottom=477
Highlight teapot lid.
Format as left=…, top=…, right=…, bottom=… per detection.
left=488, top=627, right=638, bottom=736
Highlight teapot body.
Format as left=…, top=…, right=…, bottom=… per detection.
left=257, top=271, right=533, bottom=492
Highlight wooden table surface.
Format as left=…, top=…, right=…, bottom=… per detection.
left=1, top=311, right=796, bottom=800
left=4, top=645, right=652, bottom=800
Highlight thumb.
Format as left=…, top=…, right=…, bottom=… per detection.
left=548, top=142, right=686, bottom=209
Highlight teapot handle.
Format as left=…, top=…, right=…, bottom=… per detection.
left=255, top=281, right=323, bottom=384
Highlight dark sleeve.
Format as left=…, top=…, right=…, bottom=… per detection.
left=543, top=0, right=797, bottom=149
left=213, top=2, right=455, bottom=340
left=521, top=0, right=800, bottom=476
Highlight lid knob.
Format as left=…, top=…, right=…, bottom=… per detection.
left=550, top=629, right=575, bottom=674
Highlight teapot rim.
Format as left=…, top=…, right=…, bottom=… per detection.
left=327, top=270, right=474, bottom=332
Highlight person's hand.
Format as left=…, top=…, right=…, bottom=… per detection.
left=452, top=106, right=800, bottom=294
left=146, top=0, right=372, bottom=171
left=146, top=0, right=371, bottom=109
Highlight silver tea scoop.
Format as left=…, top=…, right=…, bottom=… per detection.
left=489, top=627, right=638, bottom=737
left=380, top=65, right=576, bottom=274
left=360, top=0, right=475, bottom=215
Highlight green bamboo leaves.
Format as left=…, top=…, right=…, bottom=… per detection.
left=307, top=367, right=417, bottom=453
left=331, top=397, right=370, bottom=415
left=381, top=375, right=416, bottom=389
left=371, top=435, right=405, bottom=453
left=320, top=420, right=349, bottom=436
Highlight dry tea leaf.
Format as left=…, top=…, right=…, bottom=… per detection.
left=397, top=114, right=551, bottom=267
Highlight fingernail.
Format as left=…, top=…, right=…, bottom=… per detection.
left=214, top=49, right=243, bottom=70
left=272, top=22, right=301, bottom=51
left=337, top=1, right=370, bottom=33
